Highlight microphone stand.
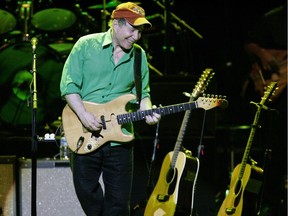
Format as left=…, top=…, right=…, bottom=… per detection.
left=31, top=40, right=38, bottom=216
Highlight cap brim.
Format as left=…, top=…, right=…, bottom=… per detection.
left=126, top=17, right=152, bottom=27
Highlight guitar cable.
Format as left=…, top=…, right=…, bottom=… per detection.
left=197, top=109, right=207, bottom=159
left=147, top=119, right=161, bottom=194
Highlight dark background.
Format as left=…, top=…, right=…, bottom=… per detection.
left=0, top=0, right=286, bottom=215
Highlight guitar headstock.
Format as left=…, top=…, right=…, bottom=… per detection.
left=197, top=94, right=228, bottom=110
left=191, top=68, right=215, bottom=98
left=261, top=82, right=278, bottom=105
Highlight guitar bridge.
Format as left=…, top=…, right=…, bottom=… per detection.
left=157, top=194, right=169, bottom=202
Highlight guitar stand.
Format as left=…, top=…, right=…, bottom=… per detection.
left=257, top=148, right=272, bottom=213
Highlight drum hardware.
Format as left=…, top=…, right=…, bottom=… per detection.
left=18, top=1, right=33, bottom=41
left=19, top=1, right=32, bottom=21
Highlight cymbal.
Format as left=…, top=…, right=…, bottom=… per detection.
left=88, top=0, right=121, bottom=9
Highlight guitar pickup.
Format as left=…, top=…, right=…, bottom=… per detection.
left=157, top=194, right=169, bottom=202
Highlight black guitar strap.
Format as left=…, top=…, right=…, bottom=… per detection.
left=134, top=44, right=142, bottom=106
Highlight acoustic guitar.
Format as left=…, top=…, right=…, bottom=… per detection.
left=217, top=82, right=278, bottom=216
left=144, top=68, right=218, bottom=216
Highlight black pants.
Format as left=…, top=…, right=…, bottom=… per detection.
left=70, top=143, right=134, bottom=216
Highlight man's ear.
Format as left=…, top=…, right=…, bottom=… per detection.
left=112, top=19, right=118, bottom=29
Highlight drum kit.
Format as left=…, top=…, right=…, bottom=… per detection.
left=0, top=0, right=104, bottom=55
left=0, top=0, right=120, bottom=131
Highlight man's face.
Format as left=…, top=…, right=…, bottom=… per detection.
left=114, top=20, right=144, bottom=50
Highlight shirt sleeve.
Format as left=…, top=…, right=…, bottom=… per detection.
left=60, top=39, right=84, bottom=98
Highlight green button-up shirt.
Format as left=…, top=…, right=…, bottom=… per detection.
left=60, top=28, right=150, bottom=103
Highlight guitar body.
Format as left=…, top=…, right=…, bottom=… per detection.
left=144, top=152, right=199, bottom=216
left=218, top=164, right=264, bottom=216
left=62, top=94, right=136, bottom=154
left=242, top=165, right=263, bottom=216
left=175, top=154, right=200, bottom=216
left=217, top=164, right=251, bottom=216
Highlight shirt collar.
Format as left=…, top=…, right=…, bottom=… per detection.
left=102, top=28, right=113, bottom=48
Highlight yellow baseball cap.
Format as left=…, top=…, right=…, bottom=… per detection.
left=111, top=2, right=152, bottom=27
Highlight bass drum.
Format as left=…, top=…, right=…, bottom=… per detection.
left=0, top=1, right=18, bottom=34
left=31, top=0, right=78, bottom=32
left=0, top=41, right=66, bottom=132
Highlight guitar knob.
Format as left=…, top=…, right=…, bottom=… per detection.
left=87, top=144, right=92, bottom=150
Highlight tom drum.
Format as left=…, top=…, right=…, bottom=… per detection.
left=31, top=0, right=78, bottom=32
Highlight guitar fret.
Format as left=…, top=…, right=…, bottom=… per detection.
left=138, top=111, right=146, bottom=120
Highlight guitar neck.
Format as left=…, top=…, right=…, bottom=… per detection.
left=238, top=124, right=257, bottom=179
left=116, top=94, right=228, bottom=126
left=170, top=68, right=215, bottom=169
left=170, top=109, right=192, bottom=169
left=171, top=95, right=198, bottom=168
left=238, top=82, right=278, bottom=180
left=117, top=101, right=198, bottom=124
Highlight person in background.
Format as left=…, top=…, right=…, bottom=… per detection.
left=60, top=2, right=161, bottom=215
left=242, top=3, right=287, bottom=216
